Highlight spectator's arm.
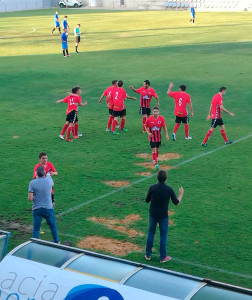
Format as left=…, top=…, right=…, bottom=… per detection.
left=28, top=192, right=34, bottom=202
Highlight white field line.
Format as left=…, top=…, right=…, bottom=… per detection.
left=57, top=133, right=252, bottom=218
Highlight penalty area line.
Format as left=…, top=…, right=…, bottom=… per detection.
left=57, top=133, right=252, bottom=218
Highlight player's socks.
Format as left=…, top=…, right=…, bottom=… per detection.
left=107, top=115, right=114, bottom=129
left=75, top=46, right=78, bottom=53
left=112, top=119, right=118, bottom=132
left=156, top=149, right=159, bottom=158
left=61, top=123, right=69, bottom=135
left=152, top=152, right=157, bottom=165
left=142, top=117, right=147, bottom=131
left=120, top=119, right=126, bottom=130
left=63, top=50, right=66, bottom=57
left=185, top=124, right=189, bottom=138
left=173, top=123, right=180, bottom=134
left=52, top=28, right=55, bottom=34
left=59, top=28, right=61, bottom=34
left=202, top=130, right=213, bottom=144
left=220, top=129, right=228, bottom=142
left=74, top=123, right=79, bottom=137
left=66, top=127, right=74, bottom=140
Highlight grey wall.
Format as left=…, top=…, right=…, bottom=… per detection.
left=0, top=0, right=58, bottom=12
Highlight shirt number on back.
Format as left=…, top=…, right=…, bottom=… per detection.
left=179, top=98, right=182, bottom=106
left=69, top=97, right=75, bottom=105
left=115, top=92, right=118, bottom=100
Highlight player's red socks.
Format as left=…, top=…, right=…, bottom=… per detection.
left=156, top=149, right=159, bottom=158
left=66, top=126, right=74, bottom=139
left=142, top=117, right=147, bottom=131
left=107, top=115, right=114, bottom=129
left=121, top=119, right=125, bottom=130
left=74, top=123, right=79, bottom=137
left=152, top=152, right=157, bottom=165
left=220, top=129, right=228, bottom=142
left=112, top=119, right=118, bottom=132
left=203, top=130, right=213, bottom=144
left=173, top=123, right=180, bottom=134
left=61, top=123, right=69, bottom=135
left=185, top=124, right=189, bottom=138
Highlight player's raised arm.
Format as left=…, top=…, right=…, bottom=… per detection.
left=129, top=86, right=137, bottom=93
left=167, top=82, right=174, bottom=94
left=220, top=105, right=234, bottom=117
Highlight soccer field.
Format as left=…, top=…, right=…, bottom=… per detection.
left=0, top=8, right=252, bottom=289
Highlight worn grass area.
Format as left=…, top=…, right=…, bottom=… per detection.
left=0, top=9, right=251, bottom=288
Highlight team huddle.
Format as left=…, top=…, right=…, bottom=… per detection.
left=57, top=80, right=234, bottom=170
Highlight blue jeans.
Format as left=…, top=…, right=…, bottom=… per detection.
left=146, top=215, right=168, bottom=260
left=33, top=208, right=59, bottom=243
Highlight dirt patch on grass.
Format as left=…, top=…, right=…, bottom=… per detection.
left=12, top=136, right=20, bottom=138
left=136, top=152, right=181, bottom=161
left=169, top=220, right=175, bottom=226
left=135, top=172, right=152, bottom=176
left=87, top=214, right=143, bottom=237
left=168, top=211, right=175, bottom=216
left=103, top=180, right=130, bottom=188
left=77, top=236, right=142, bottom=256
left=0, top=220, right=32, bottom=234
left=135, top=162, right=174, bottom=170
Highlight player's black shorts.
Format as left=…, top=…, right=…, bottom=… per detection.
left=76, top=36, right=80, bottom=43
left=175, top=116, right=189, bottom=124
left=211, top=118, right=224, bottom=128
left=66, top=110, right=78, bottom=123
left=109, top=109, right=114, bottom=115
left=139, top=107, right=151, bottom=116
left=150, top=141, right=161, bottom=148
left=113, top=109, right=126, bottom=117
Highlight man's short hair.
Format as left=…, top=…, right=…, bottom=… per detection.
left=180, top=85, right=186, bottom=91
left=37, top=166, right=45, bottom=178
left=64, top=16, right=67, bottom=18
left=118, top=80, right=123, bottom=87
left=39, top=152, right=47, bottom=159
left=219, top=86, right=226, bottom=92
left=112, top=80, right=118, bottom=85
left=157, top=170, right=167, bottom=183
left=144, top=80, right=150, bottom=86
left=72, top=86, right=81, bottom=94
left=153, top=106, right=159, bottom=110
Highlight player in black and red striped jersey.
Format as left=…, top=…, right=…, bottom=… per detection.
left=130, top=80, right=159, bottom=132
left=145, top=107, right=169, bottom=170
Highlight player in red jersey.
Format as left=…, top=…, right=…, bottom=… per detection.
left=145, top=107, right=169, bottom=170
left=130, top=80, right=159, bottom=132
left=110, top=80, right=136, bottom=135
left=167, top=82, right=193, bottom=141
left=98, top=80, right=118, bottom=132
left=57, top=86, right=87, bottom=142
left=33, top=152, right=58, bottom=206
left=202, top=87, right=234, bottom=147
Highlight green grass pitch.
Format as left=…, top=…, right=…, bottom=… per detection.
left=0, top=8, right=251, bottom=288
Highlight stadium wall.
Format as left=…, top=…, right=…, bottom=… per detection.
left=0, top=0, right=58, bottom=12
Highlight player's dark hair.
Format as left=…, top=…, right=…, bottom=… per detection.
left=78, top=24, right=80, bottom=26
left=118, top=80, right=123, bottom=87
left=153, top=106, right=159, bottom=110
left=180, top=85, right=186, bottom=91
left=144, top=80, right=150, bottom=86
left=39, top=152, right=47, bottom=159
left=37, top=166, right=46, bottom=178
left=112, top=80, right=118, bottom=85
left=157, top=170, right=167, bottom=183
left=72, top=86, right=81, bottom=94
left=64, top=16, right=67, bottom=18
left=219, top=86, right=226, bottom=92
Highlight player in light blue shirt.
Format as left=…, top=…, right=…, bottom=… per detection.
left=52, top=11, right=61, bottom=35
left=61, top=29, right=70, bottom=57
left=189, top=6, right=196, bottom=24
